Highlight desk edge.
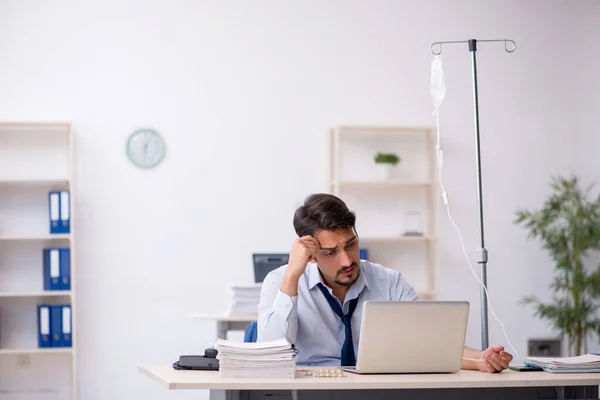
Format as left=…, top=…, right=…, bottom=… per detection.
left=138, top=366, right=175, bottom=389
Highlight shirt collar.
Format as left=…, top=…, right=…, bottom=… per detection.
left=308, top=262, right=324, bottom=290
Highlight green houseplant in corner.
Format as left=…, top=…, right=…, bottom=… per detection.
left=515, top=175, right=600, bottom=356
left=373, top=152, right=401, bottom=180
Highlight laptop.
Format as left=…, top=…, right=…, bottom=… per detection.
left=343, top=300, right=470, bottom=374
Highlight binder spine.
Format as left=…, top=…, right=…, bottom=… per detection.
left=37, top=305, right=51, bottom=348
left=59, top=190, right=70, bottom=234
left=50, top=305, right=63, bottom=347
left=60, top=248, right=71, bottom=290
left=43, top=249, right=61, bottom=291
left=61, top=305, right=72, bottom=347
left=48, top=192, right=60, bottom=234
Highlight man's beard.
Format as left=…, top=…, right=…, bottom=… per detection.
left=334, top=263, right=359, bottom=286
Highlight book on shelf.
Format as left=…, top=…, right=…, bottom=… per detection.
left=525, top=353, right=600, bottom=372
left=43, top=248, right=71, bottom=290
left=214, top=338, right=297, bottom=378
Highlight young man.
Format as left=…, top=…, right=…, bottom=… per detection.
left=257, top=193, right=513, bottom=373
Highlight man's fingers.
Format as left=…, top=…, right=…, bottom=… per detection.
left=491, top=345, right=504, bottom=353
left=482, top=351, right=502, bottom=371
left=482, top=361, right=496, bottom=373
left=300, top=242, right=319, bottom=254
left=300, top=235, right=320, bottom=247
left=493, top=354, right=509, bottom=370
left=487, top=358, right=504, bottom=372
left=299, top=237, right=318, bottom=246
left=298, top=239, right=318, bottom=251
left=500, top=351, right=513, bottom=362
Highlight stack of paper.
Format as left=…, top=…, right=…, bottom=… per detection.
left=214, top=338, right=297, bottom=378
left=226, top=284, right=262, bottom=316
left=525, top=353, right=600, bottom=372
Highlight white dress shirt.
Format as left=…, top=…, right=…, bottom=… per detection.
left=257, top=260, right=419, bottom=366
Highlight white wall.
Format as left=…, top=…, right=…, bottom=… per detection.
left=0, top=0, right=599, bottom=399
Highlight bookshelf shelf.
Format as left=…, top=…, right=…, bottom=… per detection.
left=0, top=291, right=72, bottom=298
left=0, top=178, right=70, bottom=186
left=0, top=121, right=76, bottom=399
left=333, top=180, right=433, bottom=188
left=335, top=125, right=431, bottom=134
left=0, top=234, right=71, bottom=241
left=359, top=236, right=435, bottom=243
left=0, top=348, right=73, bottom=356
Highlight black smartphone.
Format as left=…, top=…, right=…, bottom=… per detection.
left=509, top=364, right=544, bottom=372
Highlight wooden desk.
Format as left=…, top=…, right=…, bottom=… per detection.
left=139, top=365, right=600, bottom=400
left=190, top=314, right=256, bottom=340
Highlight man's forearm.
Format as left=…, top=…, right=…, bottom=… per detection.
left=461, top=346, right=483, bottom=370
left=280, top=271, right=301, bottom=297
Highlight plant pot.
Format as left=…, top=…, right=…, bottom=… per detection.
left=374, top=163, right=394, bottom=180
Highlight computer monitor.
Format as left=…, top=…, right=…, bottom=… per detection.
left=252, top=253, right=289, bottom=283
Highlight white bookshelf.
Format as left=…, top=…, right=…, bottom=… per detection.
left=329, top=125, right=440, bottom=299
left=0, top=122, right=76, bottom=399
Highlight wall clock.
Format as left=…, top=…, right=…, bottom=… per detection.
left=126, top=128, right=166, bottom=169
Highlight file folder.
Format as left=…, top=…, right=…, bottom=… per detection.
left=61, top=305, right=72, bottom=347
left=37, top=305, right=51, bottom=348
left=60, top=248, right=71, bottom=290
left=48, top=192, right=60, bottom=234
left=60, top=190, right=70, bottom=234
left=50, top=304, right=72, bottom=347
left=49, top=305, right=63, bottom=347
left=43, top=249, right=61, bottom=291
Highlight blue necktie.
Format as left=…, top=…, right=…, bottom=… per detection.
left=317, top=283, right=359, bottom=366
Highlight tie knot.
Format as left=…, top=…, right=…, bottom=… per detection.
left=341, top=314, right=352, bottom=325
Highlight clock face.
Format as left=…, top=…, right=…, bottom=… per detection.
left=126, top=128, right=166, bottom=169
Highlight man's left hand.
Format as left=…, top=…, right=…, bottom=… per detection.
left=478, top=345, right=513, bottom=373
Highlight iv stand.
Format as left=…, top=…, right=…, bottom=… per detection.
left=429, top=38, right=516, bottom=351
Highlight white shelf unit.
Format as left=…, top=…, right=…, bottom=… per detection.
left=0, top=122, right=76, bottom=400
left=329, top=125, right=440, bottom=300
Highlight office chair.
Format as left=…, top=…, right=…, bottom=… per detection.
left=244, top=320, right=258, bottom=342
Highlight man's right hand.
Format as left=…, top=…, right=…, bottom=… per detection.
left=280, top=236, right=319, bottom=296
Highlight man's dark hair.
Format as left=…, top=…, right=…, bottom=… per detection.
left=293, top=193, right=356, bottom=237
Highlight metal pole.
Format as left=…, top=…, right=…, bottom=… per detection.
left=468, top=39, right=489, bottom=351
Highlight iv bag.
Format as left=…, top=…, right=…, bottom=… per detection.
left=431, top=55, right=446, bottom=112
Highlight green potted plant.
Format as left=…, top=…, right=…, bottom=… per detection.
left=515, top=175, right=600, bottom=356
left=373, top=152, right=401, bottom=180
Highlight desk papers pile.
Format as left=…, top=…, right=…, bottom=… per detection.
left=214, top=338, right=297, bottom=378
left=525, top=353, right=600, bottom=372
left=226, top=284, right=262, bottom=316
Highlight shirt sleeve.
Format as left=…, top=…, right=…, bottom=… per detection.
left=256, top=268, right=299, bottom=344
left=394, top=272, right=420, bottom=301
